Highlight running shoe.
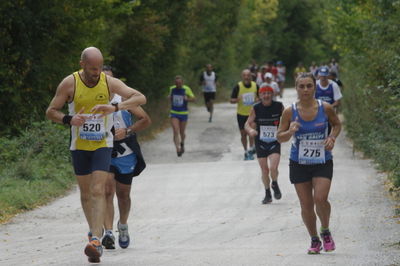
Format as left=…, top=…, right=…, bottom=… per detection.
left=85, top=237, right=103, bottom=262
left=307, top=237, right=322, bottom=254
left=262, top=189, right=272, bottom=204
left=102, top=231, right=116, bottom=249
left=249, top=146, right=256, bottom=155
left=118, top=221, right=130, bottom=249
left=271, top=182, right=282, bottom=200
left=320, top=230, right=336, bottom=252
left=177, top=150, right=183, bottom=157
left=247, top=151, right=254, bottom=160
left=208, top=116, right=212, bottom=123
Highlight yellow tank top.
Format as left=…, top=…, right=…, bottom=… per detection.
left=237, top=81, right=257, bottom=116
left=68, top=71, right=113, bottom=151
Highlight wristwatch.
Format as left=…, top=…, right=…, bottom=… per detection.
left=126, top=128, right=133, bottom=136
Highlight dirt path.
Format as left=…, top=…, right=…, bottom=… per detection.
left=0, top=88, right=399, bottom=265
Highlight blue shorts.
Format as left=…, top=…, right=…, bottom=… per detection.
left=110, top=153, right=137, bottom=185
left=71, top=147, right=113, bottom=175
left=170, top=113, right=188, bottom=122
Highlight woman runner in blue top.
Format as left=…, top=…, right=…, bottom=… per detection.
left=277, top=72, right=341, bottom=255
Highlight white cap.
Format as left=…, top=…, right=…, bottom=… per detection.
left=264, top=72, right=273, bottom=79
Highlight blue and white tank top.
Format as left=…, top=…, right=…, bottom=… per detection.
left=315, top=82, right=334, bottom=104
left=110, top=95, right=135, bottom=159
left=290, top=100, right=331, bottom=164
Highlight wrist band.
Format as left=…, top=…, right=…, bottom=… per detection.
left=112, top=102, right=119, bottom=112
left=62, top=115, right=73, bottom=125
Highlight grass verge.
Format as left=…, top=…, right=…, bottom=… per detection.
left=0, top=99, right=171, bottom=224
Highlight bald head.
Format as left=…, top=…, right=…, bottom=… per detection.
left=79, top=47, right=104, bottom=85
left=241, top=69, right=252, bottom=84
left=81, top=47, right=103, bottom=62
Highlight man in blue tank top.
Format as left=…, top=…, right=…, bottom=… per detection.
left=316, top=66, right=342, bottom=112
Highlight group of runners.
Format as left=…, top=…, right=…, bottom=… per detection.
left=228, top=60, right=343, bottom=254
left=46, top=47, right=343, bottom=262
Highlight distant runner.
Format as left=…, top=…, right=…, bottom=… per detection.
left=230, top=69, right=259, bottom=160
left=245, top=85, right=284, bottom=204
left=169, top=75, right=195, bottom=157
left=260, top=72, right=280, bottom=101
left=276, top=61, right=286, bottom=98
left=277, top=72, right=341, bottom=255
left=293, top=62, right=307, bottom=80
left=200, top=64, right=217, bottom=122
left=316, top=66, right=343, bottom=113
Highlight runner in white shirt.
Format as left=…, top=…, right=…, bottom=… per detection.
left=276, top=61, right=286, bottom=98
left=261, top=72, right=280, bottom=101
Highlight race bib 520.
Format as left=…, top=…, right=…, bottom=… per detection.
left=79, top=115, right=106, bottom=141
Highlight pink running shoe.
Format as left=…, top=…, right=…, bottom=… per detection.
left=307, top=238, right=322, bottom=254
left=320, top=230, right=336, bottom=252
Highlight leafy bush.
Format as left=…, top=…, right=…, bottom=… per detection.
left=327, top=1, right=400, bottom=186
left=0, top=121, right=74, bottom=222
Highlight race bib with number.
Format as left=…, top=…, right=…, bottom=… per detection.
left=259, top=126, right=277, bottom=143
left=298, top=139, right=325, bottom=165
left=79, top=115, right=106, bottom=141
left=242, top=93, right=255, bottom=106
left=172, top=95, right=184, bottom=107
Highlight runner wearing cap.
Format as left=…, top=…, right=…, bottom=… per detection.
left=261, top=73, right=280, bottom=101
left=316, top=66, right=342, bottom=113
left=245, top=85, right=284, bottom=204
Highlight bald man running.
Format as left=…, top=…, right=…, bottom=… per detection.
left=46, top=47, right=146, bottom=263
left=230, top=69, right=259, bottom=160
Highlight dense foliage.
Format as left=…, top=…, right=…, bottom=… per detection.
left=1, top=0, right=339, bottom=135
left=325, top=0, right=400, bottom=185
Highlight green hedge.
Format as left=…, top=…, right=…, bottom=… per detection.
left=328, top=1, right=400, bottom=186
left=0, top=121, right=74, bottom=222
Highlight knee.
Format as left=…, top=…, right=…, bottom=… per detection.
left=261, top=167, right=269, bottom=176
left=270, top=167, right=278, bottom=174
left=105, top=187, right=115, bottom=199
left=300, top=202, right=314, bottom=213
left=314, top=195, right=328, bottom=205
left=116, top=190, right=131, bottom=203
left=91, top=184, right=106, bottom=198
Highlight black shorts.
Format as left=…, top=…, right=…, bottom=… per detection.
left=255, top=141, right=280, bottom=158
left=237, top=114, right=248, bottom=130
left=71, top=147, right=113, bottom=175
left=203, top=92, right=216, bottom=103
left=110, top=165, right=134, bottom=185
left=289, top=160, right=333, bottom=184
